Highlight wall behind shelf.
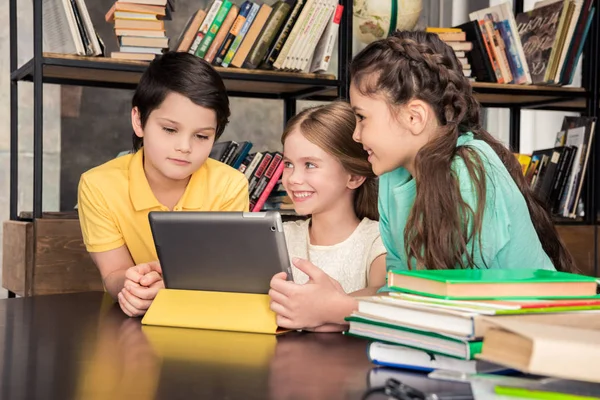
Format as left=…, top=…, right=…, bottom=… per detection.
left=0, top=1, right=62, bottom=299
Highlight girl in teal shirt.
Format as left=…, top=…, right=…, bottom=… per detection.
left=349, top=30, right=575, bottom=278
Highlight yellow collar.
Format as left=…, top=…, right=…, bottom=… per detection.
left=129, top=149, right=207, bottom=211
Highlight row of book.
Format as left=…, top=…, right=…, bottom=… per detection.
left=515, top=116, right=596, bottom=219
left=208, top=141, right=290, bottom=212
left=173, top=0, right=343, bottom=72
left=425, top=27, right=474, bottom=79
left=105, top=0, right=175, bottom=61
left=454, top=0, right=595, bottom=85
left=347, top=268, right=600, bottom=385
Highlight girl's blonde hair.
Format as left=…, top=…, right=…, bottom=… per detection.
left=281, top=101, right=379, bottom=221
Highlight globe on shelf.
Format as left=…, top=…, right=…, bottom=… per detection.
left=353, top=0, right=423, bottom=45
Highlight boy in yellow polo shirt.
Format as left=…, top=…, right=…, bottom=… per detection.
left=78, top=52, right=249, bottom=317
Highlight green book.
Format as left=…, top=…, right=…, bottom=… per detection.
left=242, top=0, right=292, bottom=69
left=195, top=0, right=233, bottom=59
left=387, top=269, right=599, bottom=300
left=345, top=315, right=482, bottom=360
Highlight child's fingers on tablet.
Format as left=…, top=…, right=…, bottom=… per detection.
left=268, top=288, right=289, bottom=304
left=269, top=277, right=295, bottom=294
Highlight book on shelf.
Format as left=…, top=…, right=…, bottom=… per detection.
left=106, top=0, right=171, bottom=61
left=518, top=115, right=596, bottom=219
left=434, top=0, right=595, bottom=86
left=44, top=0, right=103, bottom=57
left=170, top=0, right=342, bottom=74
left=208, top=141, right=289, bottom=213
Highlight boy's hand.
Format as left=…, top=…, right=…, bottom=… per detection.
left=118, top=261, right=164, bottom=317
left=268, top=258, right=353, bottom=330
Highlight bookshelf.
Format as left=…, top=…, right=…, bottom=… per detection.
left=6, top=0, right=600, bottom=280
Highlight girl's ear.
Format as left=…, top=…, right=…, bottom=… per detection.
left=132, top=107, right=144, bottom=138
left=347, top=174, right=367, bottom=190
left=405, top=99, right=430, bottom=136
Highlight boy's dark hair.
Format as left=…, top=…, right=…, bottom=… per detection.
left=131, top=51, right=230, bottom=151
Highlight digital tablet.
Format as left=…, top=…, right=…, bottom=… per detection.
left=148, top=211, right=293, bottom=294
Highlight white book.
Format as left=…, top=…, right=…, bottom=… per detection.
left=294, top=0, right=336, bottom=71
left=283, top=0, right=325, bottom=70
left=119, top=46, right=164, bottom=54
left=43, top=0, right=84, bottom=55
left=558, top=126, right=586, bottom=217
left=309, top=4, right=342, bottom=73
left=74, top=0, right=103, bottom=56
left=273, top=0, right=317, bottom=69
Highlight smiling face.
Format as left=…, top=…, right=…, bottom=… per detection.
left=132, top=91, right=217, bottom=182
left=350, top=81, right=437, bottom=177
left=282, top=129, right=355, bottom=216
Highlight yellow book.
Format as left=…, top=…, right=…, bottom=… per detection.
left=514, top=153, right=532, bottom=175
left=425, top=27, right=463, bottom=33
left=141, top=289, right=289, bottom=335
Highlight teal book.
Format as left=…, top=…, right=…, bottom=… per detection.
left=387, top=269, right=599, bottom=300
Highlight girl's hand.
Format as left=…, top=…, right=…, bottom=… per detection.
left=268, top=258, right=356, bottom=329
left=118, top=261, right=164, bottom=317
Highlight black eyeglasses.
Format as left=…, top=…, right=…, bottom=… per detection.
left=362, top=378, right=474, bottom=400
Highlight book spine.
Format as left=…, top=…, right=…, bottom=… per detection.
left=214, top=1, right=253, bottom=65
left=252, top=160, right=285, bottom=212
left=244, top=152, right=263, bottom=179
left=221, top=2, right=260, bottom=67
left=273, top=0, right=316, bottom=69
left=496, top=19, right=527, bottom=84
left=262, top=0, right=305, bottom=69
left=250, top=152, right=282, bottom=202
left=309, top=4, right=342, bottom=73
left=189, top=0, right=222, bottom=54
left=295, top=0, right=336, bottom=71
left=195, top=0, right=233, bottom=58
left=204, top=5, right=238, bottom=63
left=282, top=0, right=322, bottom=70
left=243, top=1, right=292, bottom=69
left=248, top=153, right=273, bottom=194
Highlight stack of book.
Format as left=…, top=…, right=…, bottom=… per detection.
left=425, top=27, right=473, bottom=79
left=105, top=0, right=174, bottom=61
left=515, top=115, right=597, bottom=219
left=174, top=0, right=344, bottom=73
left=346, top=268, right=600, bottom=381
left=451, top=0, right=595, bottom=85
left=209, top=142, right=286, bottom=212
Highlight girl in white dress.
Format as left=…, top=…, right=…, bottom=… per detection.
left=269, top=101, right=387, bottom=332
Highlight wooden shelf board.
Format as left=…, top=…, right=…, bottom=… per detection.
left=12, top=53, right=340, bottom=96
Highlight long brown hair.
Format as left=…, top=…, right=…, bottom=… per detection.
left=281, top=101, right=379, bottom=221
left=350, top=30, right=575, bottom=272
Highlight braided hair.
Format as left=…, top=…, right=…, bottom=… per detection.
left=350, top=30, right=575, bottom=272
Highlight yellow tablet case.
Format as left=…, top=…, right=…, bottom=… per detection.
left=141, top=289, right=288, bottom=335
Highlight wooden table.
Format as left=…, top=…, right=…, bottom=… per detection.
left=0, top=292, right=471, bottom=400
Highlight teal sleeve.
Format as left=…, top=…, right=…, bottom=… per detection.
left=377, top=182, right=406, bottom=293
